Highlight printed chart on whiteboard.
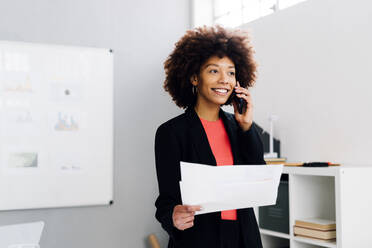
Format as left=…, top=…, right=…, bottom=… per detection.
left=0, top=41, right=113, bottom=210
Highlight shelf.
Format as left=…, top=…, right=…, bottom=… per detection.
left=293, top=235, right=337, bottom=248
left=260, top=228, right=336, bottom=248
left=290, top=175, right=335, bottom=224
left=260, top=165, right=372, bottom=247
left=283, top=166, right=340, bottom=176
left=260, top=228, right=290, bottom=239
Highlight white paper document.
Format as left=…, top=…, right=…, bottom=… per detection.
left=179, top=162, right=283, bottom=215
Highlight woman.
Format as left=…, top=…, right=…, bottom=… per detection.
left=154, top=26, right=265, bottom=248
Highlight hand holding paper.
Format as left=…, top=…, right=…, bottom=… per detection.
left=172, top=204, right=202, bottom=231
left=179, top=162, right=283, bottom=215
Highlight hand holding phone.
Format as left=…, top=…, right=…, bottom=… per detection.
left=233, top=89, right=247, bottom=114
left=232, top=82, right=247, bottom=114
left=232, top=82, right=253, bottom=132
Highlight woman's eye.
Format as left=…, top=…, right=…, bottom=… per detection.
left=210, top=69, right=218, bottom=73
left=229, top=71, right=235, bottom=76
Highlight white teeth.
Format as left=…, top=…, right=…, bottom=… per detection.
left=213, top=88, right=228, bottom=93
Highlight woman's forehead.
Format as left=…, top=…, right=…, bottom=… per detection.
left=202, top=56, right=235, bottom=68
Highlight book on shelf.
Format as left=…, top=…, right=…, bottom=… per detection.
left=295, top=218, right=336, bottom=231
left=284, top=162, right=303, bottom=167
left=265, top=157, right=286, bottom=165
left=265, top=157, right=286, bottom=162
left=294, top=226, right=336, bottom=240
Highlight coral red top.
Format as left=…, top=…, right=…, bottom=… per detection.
left=200, top=117, right=237, bottom=221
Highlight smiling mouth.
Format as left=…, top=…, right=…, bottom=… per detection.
left=212, top=88, right=228, bottom=94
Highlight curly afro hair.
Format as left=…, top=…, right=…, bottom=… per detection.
left=163, top=25, right=258, bottom=109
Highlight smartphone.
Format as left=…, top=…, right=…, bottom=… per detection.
left=232, top=90, right=247, bottom=114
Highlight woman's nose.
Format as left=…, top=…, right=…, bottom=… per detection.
left=218, top=72, right=229, bottom=83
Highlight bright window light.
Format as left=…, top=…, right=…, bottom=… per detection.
left=192, top=0, right=309, bottom=28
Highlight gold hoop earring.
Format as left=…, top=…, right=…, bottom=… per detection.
left=192, top=85, right=197, bottom=95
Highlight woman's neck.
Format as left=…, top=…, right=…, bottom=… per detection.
left=194, top=99, right=220, bottom=121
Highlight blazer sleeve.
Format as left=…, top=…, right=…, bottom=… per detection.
left=238, top=122, right=266, bottom=165
left=154, top=123, right=183, bottom=239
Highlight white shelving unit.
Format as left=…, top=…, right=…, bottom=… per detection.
left=256, top=165, right=372, bottom=248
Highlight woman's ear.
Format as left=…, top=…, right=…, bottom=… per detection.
left=190, top=74, right=198, bottom=86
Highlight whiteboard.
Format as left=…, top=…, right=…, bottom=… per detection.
left=0, top=41, right=113, bottom=210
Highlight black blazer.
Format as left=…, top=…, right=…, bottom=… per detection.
left=154, top=107, right=265, bottom=248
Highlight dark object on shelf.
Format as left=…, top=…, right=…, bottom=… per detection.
left=259, top=174, right=289, bottom=234
left=255, top=124, right=281, bottom=158
left=303, top=162, right=329, bottom=167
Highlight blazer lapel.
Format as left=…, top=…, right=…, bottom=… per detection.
left=185, top=108, right=216, bottom=166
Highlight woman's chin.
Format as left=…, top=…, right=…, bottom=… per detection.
left=202, top=96, right=229, bottom=107
left=213, top=99, right=228, bottom=106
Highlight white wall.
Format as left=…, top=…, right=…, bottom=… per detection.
left=0, top=0, right=189, bottom=247
left=241, top=0, right=372, bottom=165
